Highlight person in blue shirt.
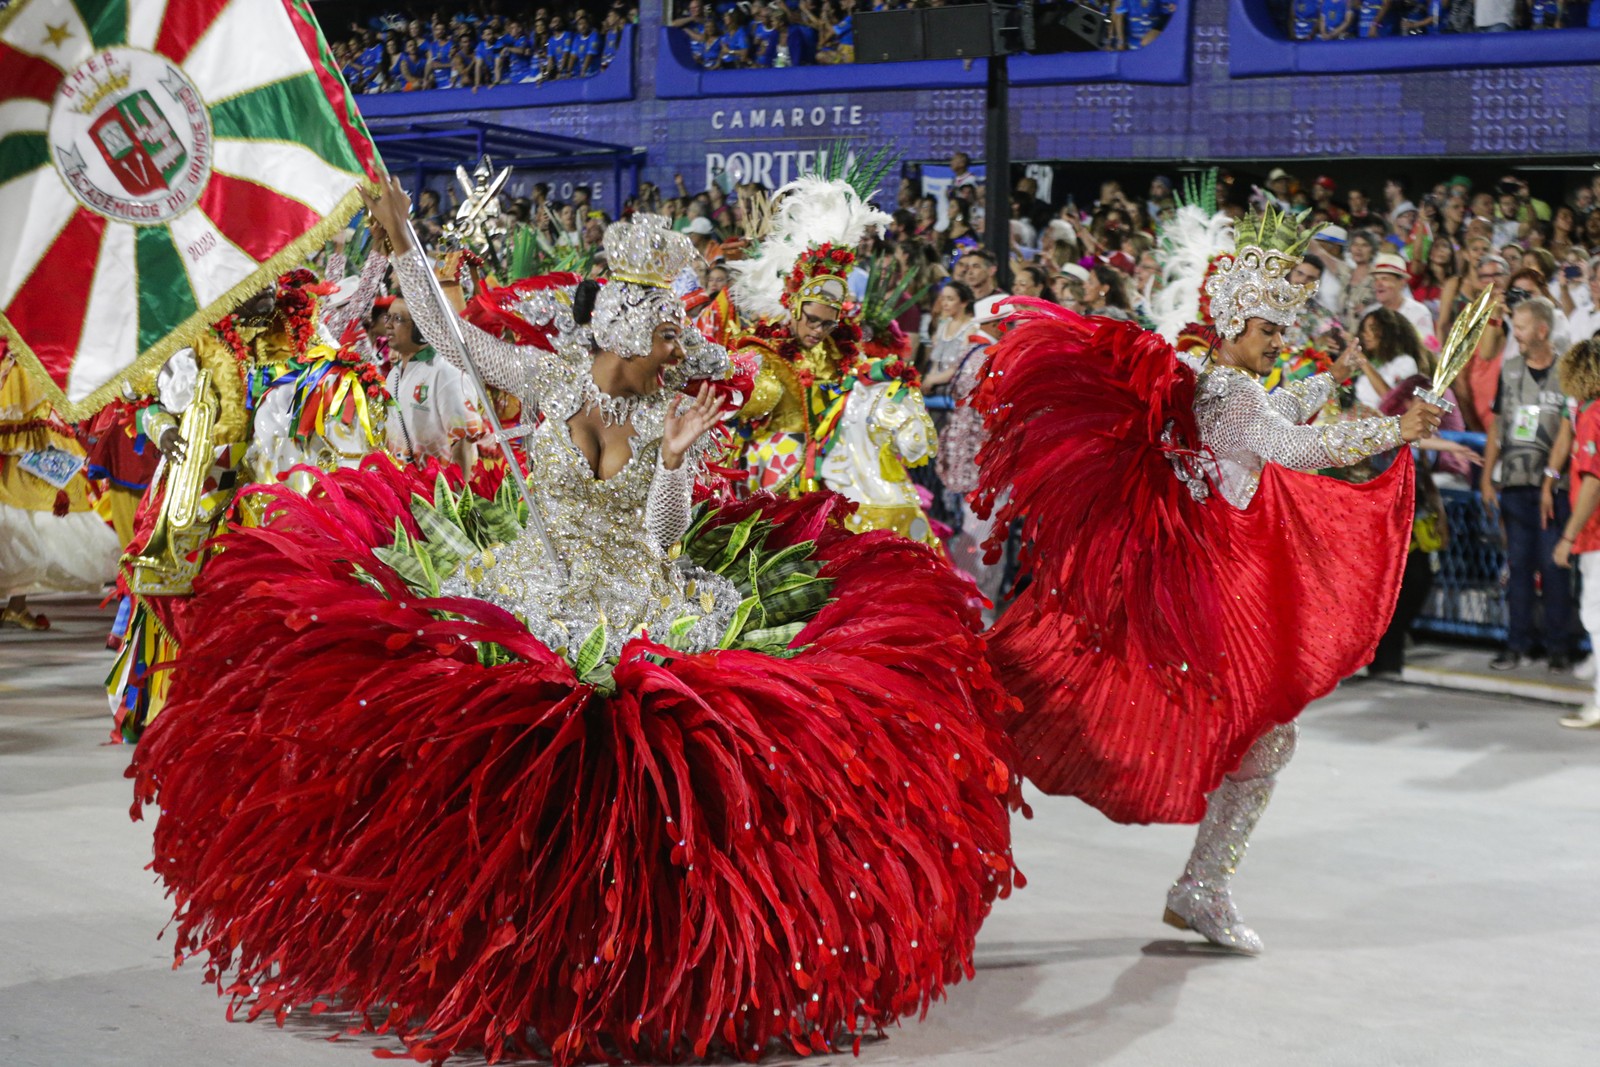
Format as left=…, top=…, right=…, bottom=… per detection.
left=1357, top=0, right=1399, bottom=35
left=357, top=32, right=386, bottom=87
left=670, top=0, right=711, bottom=65
left=751, top=10, right=778, bottom=67
left=394, top=38, right=428, bottom=90
left=423, top=24, right=454, bottom=88
left=697, top=23, right=724, bottom=69
left=1320, top=0, right=1355, bottom=37
left=716, top=9, right=752, bottom=68
left=600, top=12, right=625, bottom=69
left=1126, top=0, right=1160, bottom=45
left=1105, top=0, right=1128, bottom=50
left=338, top=45, right=367, bottom=93
left=569, top=13, right=603, bottom=77
left=830, top=10, right=855, bottom=54
left=497, top=20, right=536, bottom=82
left=545, top=15, right=575, bottom=78
left=1401, top=0, right=1448, bottom=31
left=470, top=25, right=503, bottom=88
left=1291, top=0, right=1321, bottom=36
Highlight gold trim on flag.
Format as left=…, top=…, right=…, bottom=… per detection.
left=0, top=183, right=382, bottom=420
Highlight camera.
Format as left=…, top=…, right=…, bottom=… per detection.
left=1504, top=286, right=1531, bottom=311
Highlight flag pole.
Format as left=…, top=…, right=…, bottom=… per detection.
left=397, top=214, right=565, bottom=581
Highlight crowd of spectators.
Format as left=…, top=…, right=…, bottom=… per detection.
left=666, top=0, right=1177, bottom=68
left=328, top=4, right=637, bottom=92
left=432, top=159, right=1600, bottom=412
left=1271, top=0, right=1600, bottom=36
left=404, top=155, right=1600, bottom=678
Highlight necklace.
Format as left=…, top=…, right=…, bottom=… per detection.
left=582, top=369, right=647, bottom=426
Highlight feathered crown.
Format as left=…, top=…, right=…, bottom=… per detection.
left=729, top=170, right=893, bottom=322
left=1204, top=204, right=1324, bottom=340
left=603, top=213, right=692, bottom=289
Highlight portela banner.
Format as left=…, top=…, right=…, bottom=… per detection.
left=0, top=0, right=384, bottom=418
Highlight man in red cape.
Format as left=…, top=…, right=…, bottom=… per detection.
left=974, top=207, right=1444, bottom=953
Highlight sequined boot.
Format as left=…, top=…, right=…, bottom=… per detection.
left=1162, top=724, right=1296, bottom=955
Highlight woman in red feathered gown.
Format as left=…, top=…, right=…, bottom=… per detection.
left=972, top=218, right=1443, bottom=955
left=128, top=200, right=1021, bottom=1064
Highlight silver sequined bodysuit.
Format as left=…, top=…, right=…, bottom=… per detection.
left=1180, top=356, right=1404, bottom=509
left=394, top=250, right=738, bottom=658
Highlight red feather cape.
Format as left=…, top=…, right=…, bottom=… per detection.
left=973, top=304, right=1413, bottom=824
left=129, top=458, right=1022, bottom=1064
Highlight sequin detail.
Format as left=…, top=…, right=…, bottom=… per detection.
left=1188, top=363, right=1402, bottom=509
left=393, top=249, right=738, bottom=663
left=591, top=215, right=694, bottom=359
left=1164, top=724, right=1298, bottom=955
left=1205, top=244, right=1316, bottom=341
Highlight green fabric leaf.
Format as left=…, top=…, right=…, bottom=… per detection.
left=574, top=621, right=608, bottom=678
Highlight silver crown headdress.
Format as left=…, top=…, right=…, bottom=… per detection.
left=1203, top=206, right=1323, bottom=341
left=592, top=214, right=692, bottom=358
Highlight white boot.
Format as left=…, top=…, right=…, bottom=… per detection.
left=1162, top=724, right=1295, bottom=955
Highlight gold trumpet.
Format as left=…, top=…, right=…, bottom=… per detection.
left=1416, top=288, right=1497, bottom=414
left=128, top=369, right=218, bottom=589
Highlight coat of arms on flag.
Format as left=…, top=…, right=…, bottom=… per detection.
left=0, top=0, right=384, bottom=418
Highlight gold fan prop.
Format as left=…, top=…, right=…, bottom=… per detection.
left=1416, top=288, right=1497, bottom=413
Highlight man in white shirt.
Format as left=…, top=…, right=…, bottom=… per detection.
left=1307, top=225, right=1348, bottom=316
left=1564, top=257, right=1600, bottom=343
left=1367, top=252, right=1438, bottom=350
left=383, top=298, right=488, bottom=471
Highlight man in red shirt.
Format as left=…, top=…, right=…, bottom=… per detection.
left=1551, top=337, right=1600, bottom=727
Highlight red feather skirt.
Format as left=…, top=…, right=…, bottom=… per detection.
left=128, top=459, right=1022, bottom=1064
left=991, top=457, right=1413, bottom=825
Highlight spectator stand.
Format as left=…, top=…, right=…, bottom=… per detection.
left=1010, top=0, right=1193, bottom=86
left=1230, top=0, right=1600, bottom=77
left=655, top=3, right=1192, bottom=98
left=357, top=25, right=637, bottom=117
left=368, top=120, right=646, bottom=217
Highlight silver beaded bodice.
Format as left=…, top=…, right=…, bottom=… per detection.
left=394, top=250, right=737, bottom=658
left=1181, top=356, right=1403, bottom=509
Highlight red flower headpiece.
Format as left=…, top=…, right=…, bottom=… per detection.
left=782, top=243, right=854, bottom=314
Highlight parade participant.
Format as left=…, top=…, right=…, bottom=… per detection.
left=80, top=378, right=164, bottom=550
left=382, top=295, right=489, bottom=470
left=973, top=208, right=1445, bottom=954
left=0, top=342, right=119, bottom=630
left=110, top=271, right=384, bottom=739
left=127, top=184, right=1021, bottom=1065
left=724, top=175, right=939, bottom=543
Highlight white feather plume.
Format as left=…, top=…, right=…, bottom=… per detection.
left=1148, top=203, right=1235, bottom=344
left=729, top=176, right=893, bottom=320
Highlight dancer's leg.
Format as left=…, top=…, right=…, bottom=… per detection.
left=1163, top=722, right=1298, bottom=954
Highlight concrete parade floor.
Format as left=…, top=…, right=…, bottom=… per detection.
left=2, top=597, right=1597, bottom=1067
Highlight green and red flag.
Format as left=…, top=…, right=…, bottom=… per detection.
left=0, top=0, right=384, bottom=418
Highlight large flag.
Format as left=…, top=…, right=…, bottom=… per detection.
left=0, top=0, right=384, bottom=418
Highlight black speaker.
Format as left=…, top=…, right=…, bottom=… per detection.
left=923, top=6, right=996, bottom=60
left=1023, top=2, right=1107, bottom=53
left=853, top=10, right=926, bottom=64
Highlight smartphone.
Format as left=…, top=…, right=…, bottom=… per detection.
left=1565, top=265, right=1583, bottom=280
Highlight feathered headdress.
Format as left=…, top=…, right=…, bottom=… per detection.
left=729, top=170, right=893, bottom=322
left=1204, top=203, right=1324, bottom=341
left=1148, top=172, right=1235, bottom=344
